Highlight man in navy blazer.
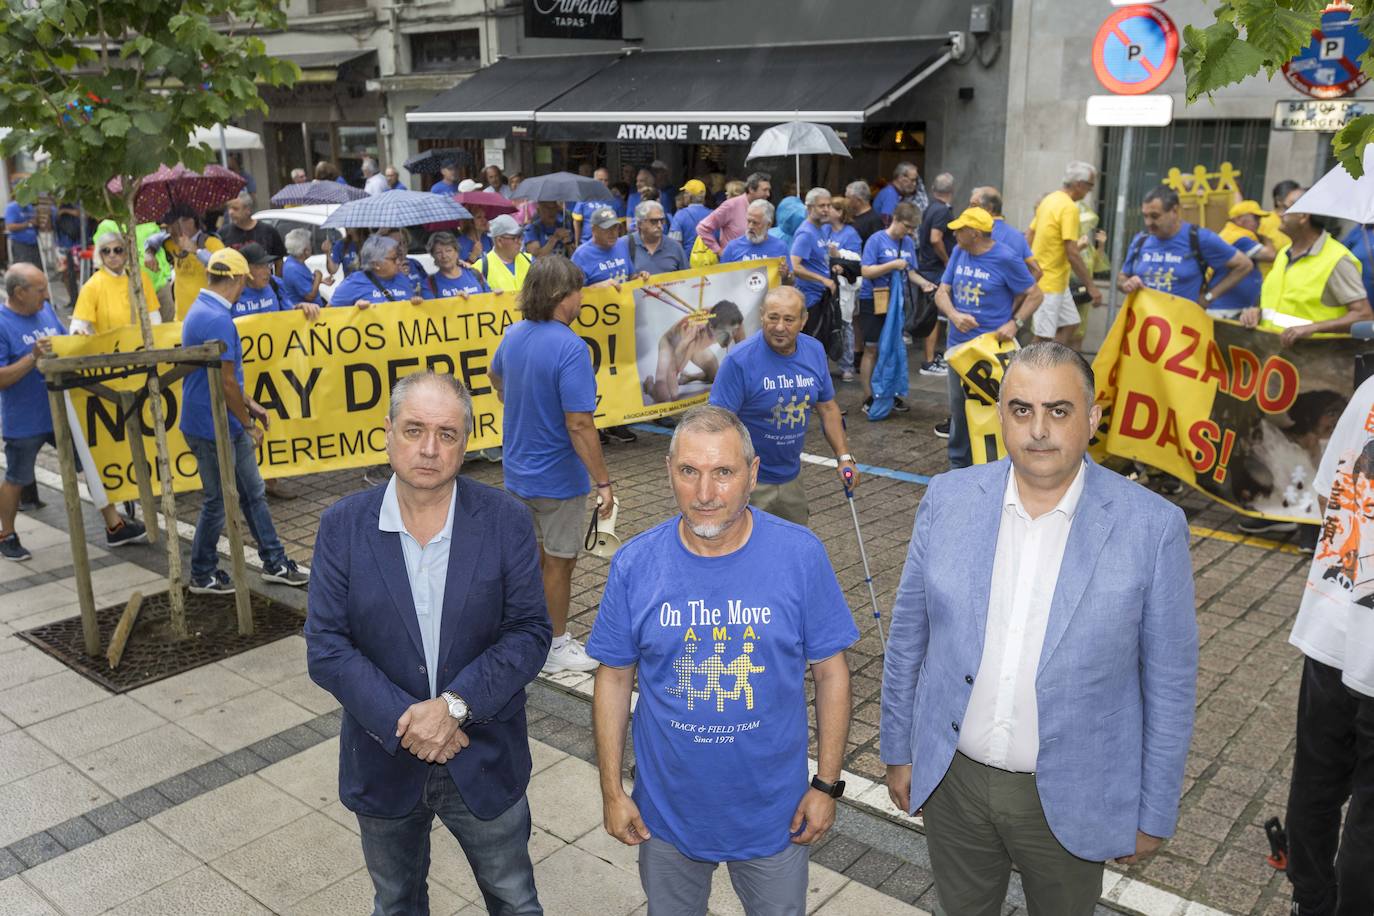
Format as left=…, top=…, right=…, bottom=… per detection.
left=306, top=371, right=551, bottom=915
left=881, top=342, right=1197, bottom=915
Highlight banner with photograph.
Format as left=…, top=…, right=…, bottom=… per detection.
left=52, top=259, right=780, bottom=502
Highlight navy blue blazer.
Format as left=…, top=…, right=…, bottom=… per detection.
left=305, top=477, right=552, bottom=820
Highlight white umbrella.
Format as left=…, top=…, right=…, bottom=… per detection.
left=745, top=121, right=852, bottom=192
left=1286, top=145, right=1374, bottom=223
left=189, top=124, right=263, bottom=151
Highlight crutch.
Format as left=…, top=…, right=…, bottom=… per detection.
left=841, top=466, right=886, bottom=652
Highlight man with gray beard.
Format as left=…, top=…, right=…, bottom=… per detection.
left=720, top=199, right=790, bottom=274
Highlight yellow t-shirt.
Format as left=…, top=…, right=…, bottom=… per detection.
left=166, top=235, right=224, bottom=320
left=72, top=268, right=160, bottom=335
left=1257, top=212, right=1289, bottom=279
left=1030, top=190, right=1081, bottom=293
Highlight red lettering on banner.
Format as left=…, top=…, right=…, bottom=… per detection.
left=1139, top=316, right=1170, bottom=363
left=1188, top=419, right=1222, bottom=473
left=1155, top=407, right=1183, bottom=452
left=1163, top=325, right=1202, bottom=379
left=1213, top=429, right=1237, bottom=483
left=1257, top=356, right=1300, bottom=414
left=1121, top=307, right=1138, bottom=357
left=1199, top=341, right=1228, bottom=389
left=1120, top=391, right=1158, bottom=439
left=1228, top=347, right=1260, bottom=400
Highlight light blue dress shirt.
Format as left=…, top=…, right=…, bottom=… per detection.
left=378, top=475, right=455, bottom=698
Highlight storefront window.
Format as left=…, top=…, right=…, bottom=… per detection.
left=410, top=30, right=481, bottom=73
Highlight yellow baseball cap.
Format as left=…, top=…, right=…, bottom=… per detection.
left=1228, top=200, right=1271, bottom=219
left=947, top=207, right=994, bottom=233
left=680, top=179, right=707, bottom=195
left=206, top=247, right=250, bottom=278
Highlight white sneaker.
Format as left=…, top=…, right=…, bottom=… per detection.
left=543, top=636, right=599, bottom=673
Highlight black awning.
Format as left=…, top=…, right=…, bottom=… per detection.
left=406, top=53, right=624, bottom=141
left=532, top=40, right=952, bottom=144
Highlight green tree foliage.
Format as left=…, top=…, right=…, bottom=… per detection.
left=1182, top=0, right=1374, bottom=176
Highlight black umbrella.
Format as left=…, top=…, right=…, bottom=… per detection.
left=403, top=148, right=472, bottom=175
left=511, top=171, right=615, bottom=203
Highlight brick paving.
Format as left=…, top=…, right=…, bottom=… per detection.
left=33, top=363, right=1313, bottom=915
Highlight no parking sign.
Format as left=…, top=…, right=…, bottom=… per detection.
left=1282, top=5, right=1369, bottom=99
left=1092, top=5, right=1179, bottom=95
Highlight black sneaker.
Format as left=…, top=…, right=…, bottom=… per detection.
left=18, top=483, right=44, bottom=512
left=604, top=425, right=637, bottom=444
left=0, top=532, right=32, bottom=561
left=933, top=419, right=951, bottom=439
left=262, top=559, right=309, bottom=587
left=1156, top=477, right=1184, bottom=496
left=1238, top=516, right=1297, bottom=535
left=1297, top=525, right=1319, bottom=554
left=189, top=569, right=235, bottom=594
left=892, top=396, right=910, bottom=413
left=105, top=518, right=148, bottom=548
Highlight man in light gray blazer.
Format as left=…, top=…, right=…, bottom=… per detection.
left=880, top=341, right=1197, bottom=915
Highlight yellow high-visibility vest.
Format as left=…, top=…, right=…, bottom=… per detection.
left=1258, top=233, right=1358, bottom=330
left=475, top=251, right=531, bottom=292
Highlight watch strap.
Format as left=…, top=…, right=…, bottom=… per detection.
left=810, top=774, right=845, bottom=798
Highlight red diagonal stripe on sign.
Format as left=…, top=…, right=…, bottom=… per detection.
left=1112, top=25, right=1159, bottom=75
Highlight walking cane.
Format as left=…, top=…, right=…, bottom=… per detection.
left=841, top=466, right=886, bottom=652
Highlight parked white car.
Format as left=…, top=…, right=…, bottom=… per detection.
left=253, top=205, right=436, bottom=304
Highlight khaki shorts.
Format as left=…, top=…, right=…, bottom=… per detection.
left=1031, top=287, right=1079, bottom=338
left=750, top=477, right=809, bottom=527
left=513, top=492, right=589, bottom=559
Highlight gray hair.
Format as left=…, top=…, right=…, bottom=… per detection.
left=1003, top=341, right=1096, bottom=407
left=845, top=180, right=871, bottom=203
left=973, top=187, right=1003, bottom=216
left=361, top=157, right=378, bottom=177
left=804, top=187, right=831, bottom=207
left=745, top=171, right=770, bottom=192
left=1063, top=161, right=1097, bottom=185
left=388, top=371, right=475, bottom=437
left=931, top=172, right=955, bottom=195
left=746, top=198, right=775, bottom=225
left=94, top=230, right=122, bottom=250
left=892, top=161, right=918, bottom=180
left=290, top=168, right=306, bottom=180
left=4, top=264, right=39, bottom=298
left=668, top=405, right=756, bottom=465
left=634, top=199, right=665, bottom=223
left=284, top=228, right=313, bottom=259
left=1143, top=185, right=1180, bottom=210
left=359, top=234, right=401, bottom=271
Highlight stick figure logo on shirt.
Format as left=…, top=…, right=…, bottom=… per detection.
left=1146, top=266, right=1176, bottom=292
left=722, top=641, right=766, bottom=710
left=664, top=630, right=768, bottom=714
left=955, top=280, right=983, bottom=310
left=770, top=393, right=812, bottom=431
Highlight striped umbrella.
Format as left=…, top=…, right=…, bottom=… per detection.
left=270, top=180, right=369, bottom=207
left=107, top=164, right=246, bottom=223
left=320, top=190, right=472, bottom=229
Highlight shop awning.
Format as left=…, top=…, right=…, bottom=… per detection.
left=276, top=49, right=377, bottom=83
left=533, top=40, right=953, bottom=143
left=407, top=53, right=624, bottom=141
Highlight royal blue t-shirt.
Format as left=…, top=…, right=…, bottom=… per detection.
left=720, top=235, right=789, bottom=264
left=586, top=509, right=858, bottom=862
left=4, top=202, right=38, bottom=247
left=180, top=290, right=245, bottom=441
left=329, top=270, right=415, bottom=307
left=0, top=302, right=65, bottom=439
left=421, top=268, right=488, bottom=299
left=708, top=331, right=834, bottom=484
left=430, top=180, right=457, bottom=196
left=1122, top=222, right=1240, bottom=304
left=330, top=240, right=360, bottom=275
left=826, top=224, right=862, bottom=256
left=991, top=218, right=1033, bottom=261
left=941, top=242, right=1038, bottom=349
left=1342, top=225, right=1374, bottom=305
left=872, top=184, right=902, bottom=219
left=1211, top=232, right=1263, bottom=312
left=789, top=220, right=831, bottom=307
left=491, top=320, right=597, bottom=499
left=669, top=204, right=712, bottom=255
left=232, top=280, right=289, bottom=319
left=571, top=238, right=633, bottom=285
left=281, top=257, right=316, bottom=305
left=524, top=215, right=573, bottom=256
left=859, top=229, right=916, bottom=300
left=458, top=234, right=493, bottom=263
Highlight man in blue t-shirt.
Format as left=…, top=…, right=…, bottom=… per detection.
left=720, top=199, right=790, bottom=269
left=179, top=249, right=307, bottom=593
left=281, top=228, right=328, bottom=306
left=491, top=254, right=614, bottom=674
left=934, top=207, right=1042, bottom=470
left=231, top=243, right=294, bottom=319
left=429, top=162, right=460, bottom=196
left=1118, top=185, right=1254, bottom=309
left=4, top=200, right=53, bottom=268
left=709, top=287, right=857, bottom=527
left=669, top=179, right=713, bottom=255
left=972, top=186, right=1042, bottom=283
left=0, top=264, right=146, bottom=561
left=523, top=202, right=574, bottom=258
left=857, top=202, right=935, bottom=412
left=588, top=404, right=857, bottom=914
left=788, top=189, right=835, bottom=315
left=571, top=208, right=644, bottom=287
left=872, top=161, right=928, bottom=223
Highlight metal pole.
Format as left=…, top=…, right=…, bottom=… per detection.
left=217, top=124, right=229, bottom=168
left=1105, top=125, right=1134, bottom=331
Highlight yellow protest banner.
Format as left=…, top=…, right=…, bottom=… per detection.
left=945, top=332, right=1018, bottom=464
left=53, top=260, right=780, bottom=502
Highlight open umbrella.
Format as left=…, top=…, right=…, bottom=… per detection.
left=271, top=180, right=369, bottom=208
left=107, top=163, right=246, bottom=223
left=321, top=190, right=471, bottom=229
left=189, top=125, right=263, bottom=151
left=511, top=172, right=614, bottom=203
left=403, top=148, right=471, bottom=175
left=455, top=190, right=518, bottom=217
left=1287, top=145, right=1374, bottom=223
left=745, top=121, right=852, bottom=192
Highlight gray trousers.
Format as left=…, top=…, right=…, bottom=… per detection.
left=639, top=835, right=809, bottom=916
left=750, top=477, right=809, bottom=527
left=924, top=753, right=1104, bottom=916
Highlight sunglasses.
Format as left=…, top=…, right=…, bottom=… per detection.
left=100, top=247, right=126, bottom=255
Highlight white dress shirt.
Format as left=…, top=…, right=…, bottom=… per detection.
left=957, top=462, right=1086, bottom=773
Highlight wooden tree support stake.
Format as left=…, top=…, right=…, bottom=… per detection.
left=206, top=370, right=254, bottom=636
left=47, top=389, right=99, bottom=656
left=106, top=590, right=143, bottom=669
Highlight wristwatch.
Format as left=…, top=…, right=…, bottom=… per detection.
left=837, top=453, right=854, bottom=463
left=811, top=775, right=846, bottom=798
left=441, top=691, right=470, bottom=725
left=1203, top=291, right=1215, bottom=304
left=1014, top=318, right=1025, bottom=330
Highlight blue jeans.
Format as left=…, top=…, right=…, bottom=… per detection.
left=186, top=433, right=287, bottom=579
left=3, top=433, right=56, bottom=486
left=355, top=766, right=542, bottom=916
left=947, top=369, right=973, bottom=470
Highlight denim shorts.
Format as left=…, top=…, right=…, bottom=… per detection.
left=3, top=432, right=56, bottom=486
